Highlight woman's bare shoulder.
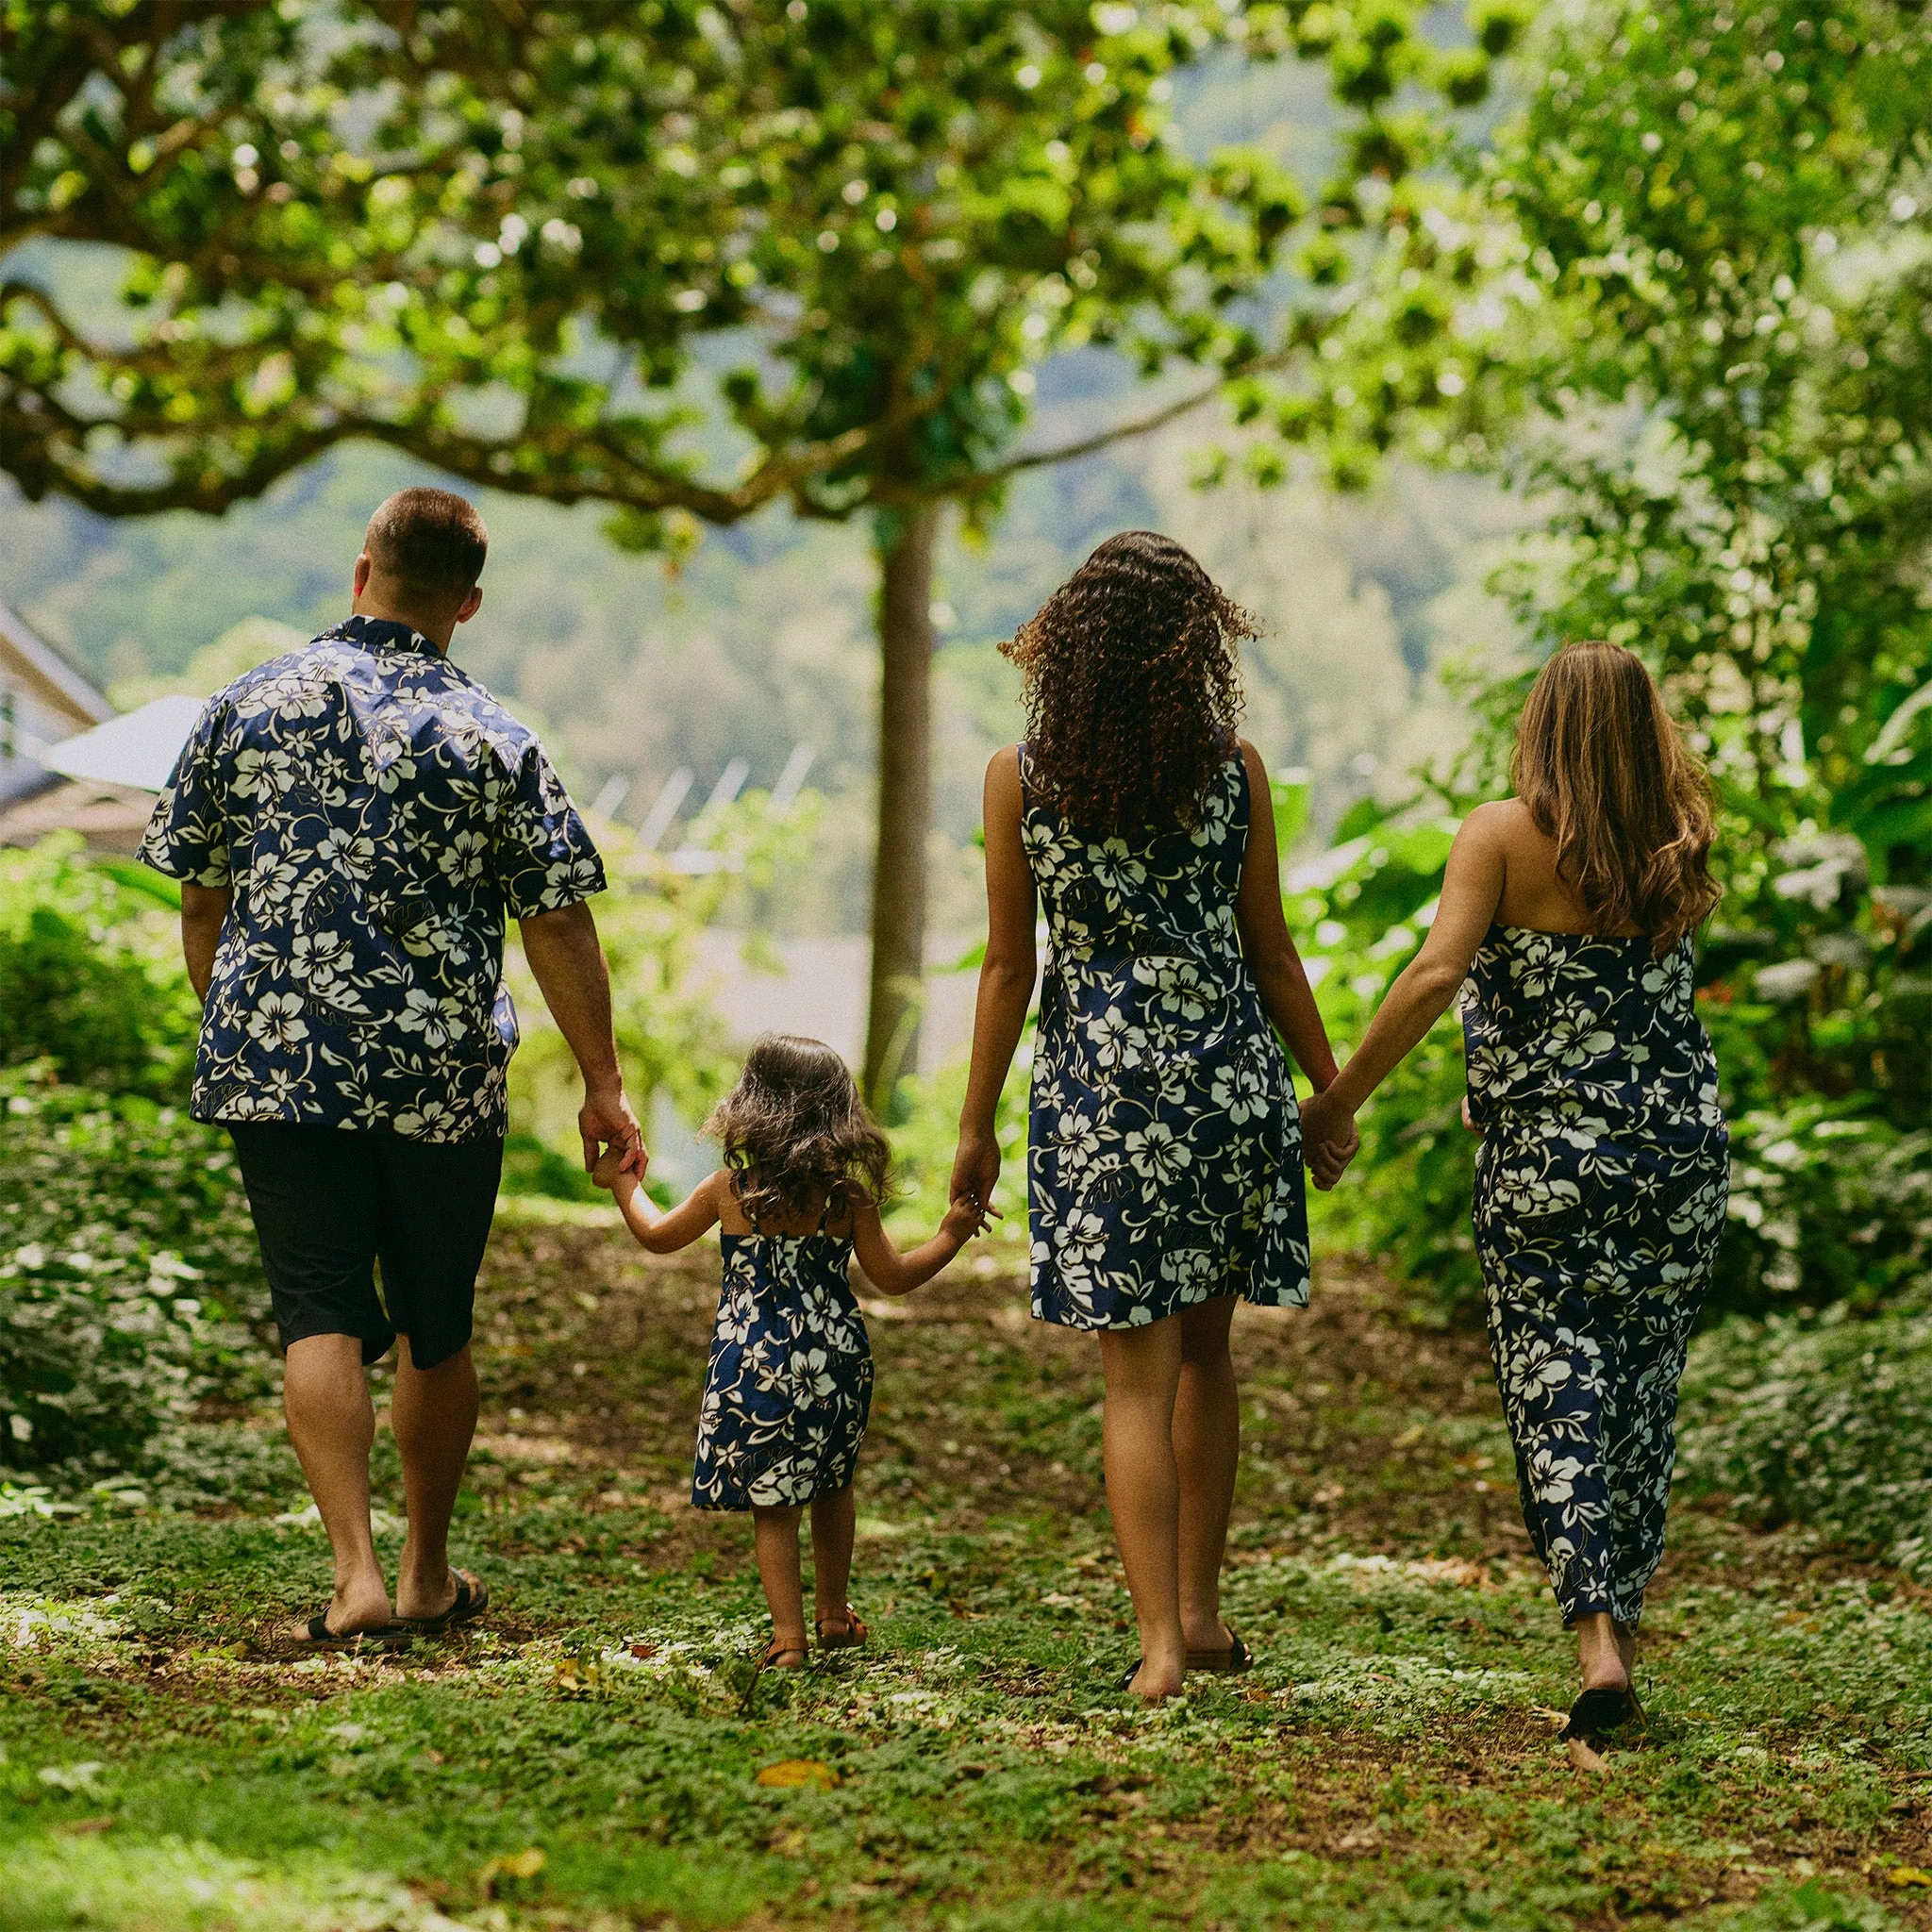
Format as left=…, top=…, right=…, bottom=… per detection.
left=1464, top=798, right=1543, bottom=850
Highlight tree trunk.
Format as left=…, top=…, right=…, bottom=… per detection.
left=861, top=503, right=939, bottom=1111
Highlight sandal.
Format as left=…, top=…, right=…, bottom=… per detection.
left=1117, top=1657, right=1144, bottom=1690
left=1558, top=1684, right=1640, bottom=1746
left=399, top=1568, right=490, bottom=1634
left=760, top=1635, right=809, bottom=1670
left=1185, top=1627, right=1254, bottom=1674
left=815, top=1609, right=869, bottom=1651
left=290, top=1612, right=409, bottom=1651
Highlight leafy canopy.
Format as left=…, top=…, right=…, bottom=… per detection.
left=2, top=0, right=1515, bottom=536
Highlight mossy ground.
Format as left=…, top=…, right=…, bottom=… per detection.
left=6, top=1215, right=1932, bottom=1930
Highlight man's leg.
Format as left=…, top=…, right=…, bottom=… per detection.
left=227, top=1124, right=394, bottom=1637
left=391, top=1337, right=480, bottom=1623
left=375, top=1132, right=504, bottom=1624
left=281, top=1333, right=392, bottom=1634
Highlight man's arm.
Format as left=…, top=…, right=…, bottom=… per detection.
left=179, top=885, right=232, bottom=1002
left=517, top=899, right=645, bottom=1173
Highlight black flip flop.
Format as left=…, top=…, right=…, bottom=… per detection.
left=1117, top=1657, right=1144, bottom=1690
left=291, top=1613, right=409, bottom=1652
left=1558, top=1685, right=1639, bottom=1745
left=1185, top=1629, right=1254, bottom=1674
left=401, top=1569, right=490, bottom=1634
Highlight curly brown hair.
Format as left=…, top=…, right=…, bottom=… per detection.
left=703, top=1034, right=892, bottom=1230
left=1001, top=530, right=1257, bottom=833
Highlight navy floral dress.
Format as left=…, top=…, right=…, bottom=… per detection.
left=1464, top=925, right=1728, bottom=1626
left=1021, top=746, right=1310, bottom=1330
left=691, top=1194, right=872, bottom=1511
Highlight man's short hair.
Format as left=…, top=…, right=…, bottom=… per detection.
left=363, top=488, right=489, bottom=601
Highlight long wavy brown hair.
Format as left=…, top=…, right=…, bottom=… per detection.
left=704, top=1034, right=891, bottom=1229
left=1512, top=641, right=1722, bottom=952
left=1002, top=530, right=1257, bottom=832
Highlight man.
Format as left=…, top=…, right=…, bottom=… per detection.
left=142, top=486, right=642, bottom=1641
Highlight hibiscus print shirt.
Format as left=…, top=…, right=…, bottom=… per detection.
left=140, top=616, right=605, bottom=1142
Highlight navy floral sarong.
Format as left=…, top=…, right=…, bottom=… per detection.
left=1464, top=924, right=1728, bottom=1625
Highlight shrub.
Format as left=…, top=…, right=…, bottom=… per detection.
left=0, top=1075, right=272, bottom=1483
left=1678, top=1303, right=1932, bottom=1580
left=0, top=837, right=199, bottom=1099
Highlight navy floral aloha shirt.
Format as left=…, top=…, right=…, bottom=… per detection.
left=140, top=615, right=605, bottom=1142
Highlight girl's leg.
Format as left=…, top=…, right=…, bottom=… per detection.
left=1096, top=1315, right=1187, bottom=1699
left=1174, top=1293, right=1241, bottom=1655
left=808, top=1485, right=858, bottom=1632
left=751, top=1504, right=808, bottom=1664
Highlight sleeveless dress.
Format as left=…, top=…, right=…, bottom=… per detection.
left=690, top=1196, right=873, bottom=1511
left=1463, top=925, right=1728, bottom=1626
left=1020, top=745, right=1310, bottom=1330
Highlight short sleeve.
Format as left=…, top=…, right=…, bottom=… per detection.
left=139, top=699, right=233, bottom=888
left=495, top=741, right=606, bottom=918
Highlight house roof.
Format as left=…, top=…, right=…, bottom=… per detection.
left=44, top=694, right=204, bottom=793
left=0, top=602, right=114, bottom=731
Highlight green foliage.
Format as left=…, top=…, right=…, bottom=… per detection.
left=0, top=839, right=199, bottom=1101
left=1680, top=1300, right=1932, bottom=1578
left=0, top=1076, right=270, bottom=1483
left=1, top=0, right=1476, bottom=525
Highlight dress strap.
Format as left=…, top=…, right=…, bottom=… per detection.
left=815, top=1184, right=841, bottom=1235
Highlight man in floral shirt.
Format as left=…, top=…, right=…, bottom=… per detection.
left=142, top=487, right=642, bottom=1644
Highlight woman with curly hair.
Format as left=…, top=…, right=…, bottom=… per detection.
left=1300, top=641, right=1727, bottom=1765
left=595, top=1033, right=988, bottom=1671
left=950, top=530, right=1354, bottom=1701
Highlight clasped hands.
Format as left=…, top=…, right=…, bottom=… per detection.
left=1300, top=1087, right=1360, bottom=1192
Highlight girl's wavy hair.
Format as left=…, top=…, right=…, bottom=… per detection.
left=1512, top=640, right=1723, bottom=953
left=1002, top=530, right=1257, bottom=833
left=703, top=1034, right=891, bottom=1229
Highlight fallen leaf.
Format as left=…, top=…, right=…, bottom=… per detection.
left=1887, top=1867, right=1932, bottom=1890
left=628, top=1642, right=658, bottom=1659
left=477, top=1846, right=546, bottom=1893
left=757, top=1758, right=841, bottom=1790
left=51, top=1817, right=113, bottom=1838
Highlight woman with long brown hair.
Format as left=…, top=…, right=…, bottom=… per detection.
left=1301, top=641, right=1728, bottom=1763
left=950, top=531, right=1352, bottom=1701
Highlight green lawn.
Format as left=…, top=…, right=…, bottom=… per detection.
left=6, top=1214, right=1932, bottom=1930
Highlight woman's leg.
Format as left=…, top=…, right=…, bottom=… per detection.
left=808, top=1484, right=858, bottom=1631
left=751, top=1504, right=809, bottom=1663
left=1174, top=1292, right=1241, bottom=1655
left=1097, top=1315, right=1187, bottom=1698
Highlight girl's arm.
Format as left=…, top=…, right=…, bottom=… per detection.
left=1235, top=741, right=1341, bottom=1091
left=950, top=747, right=1036, bottom=1210
left=594, top=1157, right=724, bottom=1254
left=1300, top=805, right=1508, bottom=1149
left=850, top=1191, right=988, bottom=1297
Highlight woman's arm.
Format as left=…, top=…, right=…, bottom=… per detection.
left=851, top=1191, right=988, bottom=1297
left=1300, top=806, right=1508, bottom=1145
left=594, top=1159, right=724, bottom=1254
left=949, top=747, right=1036, bottom=1209
left=1235, top=741, right=1341, bottom=1091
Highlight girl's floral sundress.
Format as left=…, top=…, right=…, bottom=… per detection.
left=1020, top=745, right=1310, bottom=1330
left=691, top=1194, right=872, bottom=1511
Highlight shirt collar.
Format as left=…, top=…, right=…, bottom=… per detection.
left=325, top=614, right=443, bottom=658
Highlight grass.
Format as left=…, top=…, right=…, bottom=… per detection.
left=6, top=1218, right=1932, bottom=1931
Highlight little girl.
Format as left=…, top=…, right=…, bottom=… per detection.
left=595, top=1033, right=987, bottom=1669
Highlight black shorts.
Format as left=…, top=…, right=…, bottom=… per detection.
left=226, top=1124, right=505, bottom=1370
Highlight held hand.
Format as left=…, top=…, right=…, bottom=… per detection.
left=580, top=1082, right=646, bottom=1176
left=942, top=1191, right=995, bottom=1245
left=1308, top=1120, right=1360, bottom=1191
left=592, top=1144, right=642, bottom=1195
left=1461, top=1095, right=1484, bottom=1136
left=949, top=1127, right=1000, bottom=1216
